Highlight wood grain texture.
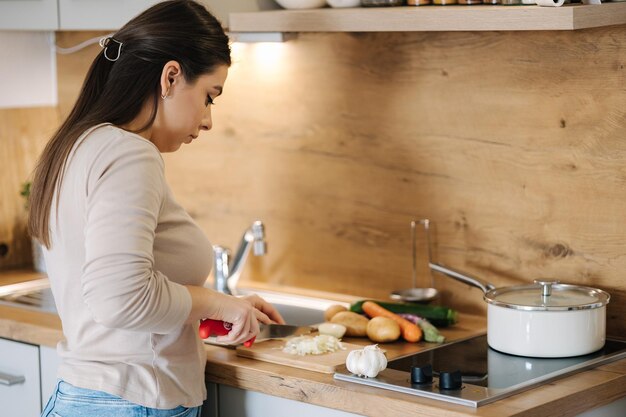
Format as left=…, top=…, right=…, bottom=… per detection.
left=206, top=345, right=626, bottom=417
left=162, top=28, right=626, bottom=338
left=0, top=107, right=59, bottom=269
left=229, top=4, right=626, bottom=32
left=0, top=268, right=623, bottom=417
left=0, top=304, right=61, bottom=348
left=0, top=32, right=104, bottom=271
left=236, top=339, right=366, bottom=373
left=0, top=269, right=47, bottom=287
left=8, top=27, right=626, bottom=341
left=55, top=31, right=109, bottom=120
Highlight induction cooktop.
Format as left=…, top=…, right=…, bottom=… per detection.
left=334, top=334, right=626, bottom=407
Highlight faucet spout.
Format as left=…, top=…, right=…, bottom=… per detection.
left=212, top=221, right=267, bottom=295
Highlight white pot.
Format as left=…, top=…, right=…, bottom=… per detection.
left=485, top=281, right=609, bottom=358
left=430, top=263, right=611, bottom=358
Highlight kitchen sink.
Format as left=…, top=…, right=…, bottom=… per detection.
left=0, top=279, right=347, bottom=326
left=0, top=278, right=57, bottom=314
left=236, top=287, right=349, bottom=326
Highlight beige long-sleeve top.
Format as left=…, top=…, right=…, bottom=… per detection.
left=44, top=123, right=213, bottom=409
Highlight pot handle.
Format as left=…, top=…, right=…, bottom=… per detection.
left=418, top=219, right=496, bottom=295
left=429, top=262, right=496, bottom=294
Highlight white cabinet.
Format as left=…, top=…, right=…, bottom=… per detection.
left=0, top=338, right=60, bottom=417
left=40, top=345, right=61, bottom=409
left=0, top=0, right=152, bottom=31
left=57, top=0, right=161, bottom=30
left=0, top=0, right=279, bottom=31
left=0, top=31, right=58, bottom=109
left=57, top=0, right=280, bottom=30
left=0, top=338, right=42, bottom=417
left=0, top=0, right=58, bottom=30
left=217, top=385, right=364, bottom=417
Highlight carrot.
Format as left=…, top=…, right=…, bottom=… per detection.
left=362, top=301, right=423, bottom=343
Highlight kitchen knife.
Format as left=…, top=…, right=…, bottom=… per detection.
left=254, top=323, right=314, bottom=342
left=199, top=319, right=314, bottom=347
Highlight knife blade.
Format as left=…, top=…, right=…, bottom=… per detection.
left=199, top=319, right=314, bottom=347
left=255, top=323, right=314, bottom=342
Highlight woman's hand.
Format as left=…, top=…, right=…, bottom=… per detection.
left=239, top=293, right=286, bottom=325
left=186, top=286, right=285, bottom=345
left=213, top=294, right=286, bottom=344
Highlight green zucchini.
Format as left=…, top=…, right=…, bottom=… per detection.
left=350, top=300, right=458, bottom=328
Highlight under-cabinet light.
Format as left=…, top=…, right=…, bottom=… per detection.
left=228, top=32, right=296, bottom=43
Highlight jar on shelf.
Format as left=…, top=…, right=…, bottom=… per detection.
left=459, top=0, right=483, bottom=4
left=500, top=0, right=522, bottom=5
left=432, top=0, right=458, bottom=4
left=407, top=0, right=431, bottom=4
left=361, top=0, right=405, bottom=5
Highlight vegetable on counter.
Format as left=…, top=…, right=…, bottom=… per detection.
left=361, top=301, right=422, bottom=343
left=318, top=322, right=347, bottom=339
left=324, top=304, right=348, bottom=322
left=282, top=334, right=344, bottom=356
left=330, top=311, right=369, bottom=337
left=345, top=344, right=387, bottom=378
left=366, top=316, right=401, bottom=343
left=350, top=300, right=458, bottom=328
left=398, top=313, right=445, bottom=343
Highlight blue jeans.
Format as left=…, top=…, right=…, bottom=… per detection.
left=41, top=380, right=201, bottom=417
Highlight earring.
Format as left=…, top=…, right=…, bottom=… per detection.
left=161, top=88, right=170, bottom=100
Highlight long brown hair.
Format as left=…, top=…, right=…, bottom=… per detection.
left=29, top=0, right=230, bottom=248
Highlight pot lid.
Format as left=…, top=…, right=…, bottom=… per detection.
left=484, top=280, right=610, bottom=311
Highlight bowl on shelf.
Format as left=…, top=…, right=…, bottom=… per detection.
left=327, top=0, right=362, bottom=6
left=274, top=0, right=327, bottom=9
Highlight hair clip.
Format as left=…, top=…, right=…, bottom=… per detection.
left=99, top=36, right=123, bottom=62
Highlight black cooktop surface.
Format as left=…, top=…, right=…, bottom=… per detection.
left=334, top=334, right=626, bottom=407
left=386, top=335, right=626, bottom=390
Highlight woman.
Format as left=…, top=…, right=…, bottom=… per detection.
left=29, top=1, right=284, bottom=416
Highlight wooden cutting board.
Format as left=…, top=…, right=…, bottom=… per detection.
left=236, top=338, right=366, bottom=374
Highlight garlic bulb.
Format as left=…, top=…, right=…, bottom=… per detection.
left=345, top=344, right=387, bottom=378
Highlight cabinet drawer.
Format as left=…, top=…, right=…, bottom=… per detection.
left=0, top=338, right=41, bottom=417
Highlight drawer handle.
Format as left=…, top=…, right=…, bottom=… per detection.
left=0, top=371, right=25, bottom=386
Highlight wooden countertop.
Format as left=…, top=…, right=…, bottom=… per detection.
left=0, top=269, right=624, bottom=417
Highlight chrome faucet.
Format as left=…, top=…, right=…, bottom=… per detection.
left=212, top=220, right=267, bottom=295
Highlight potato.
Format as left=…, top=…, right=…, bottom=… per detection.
left=324, top=304, right=348, bottom=322
left=366, top=316, right=401, bottom=343
left=330, top=311, right=369, bottom=337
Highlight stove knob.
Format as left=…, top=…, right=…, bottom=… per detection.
left=439, top=370, right=462, bottom=390
left=410, top=364, right=433, bottom=384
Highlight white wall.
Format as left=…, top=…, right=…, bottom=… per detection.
left=0, top=31, right=57, bottom=109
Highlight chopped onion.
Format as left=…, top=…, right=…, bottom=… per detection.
left=282, top=334, right=345, bottom=356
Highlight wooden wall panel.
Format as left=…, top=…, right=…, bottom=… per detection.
left=0, top=108, right=59, bottom=269
left=0, top=31, right=101, bottom=269
left=56, top=31, right=108, bottom=119
left=45, top=27, right=626, bottom=338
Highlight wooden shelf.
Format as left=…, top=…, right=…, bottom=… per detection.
left=230, top=3, right=626, bottom=32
